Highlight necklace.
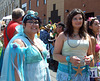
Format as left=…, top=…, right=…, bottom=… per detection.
left=24, top=34, right=34, bottom=45
left=72, top=33, right=78, bottom=37
left=67, top=35, right=81, bottom=48
left=24, top=34, right=45, bottom=58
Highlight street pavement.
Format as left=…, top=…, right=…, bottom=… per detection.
left=50, top=69, right=57, bottom=81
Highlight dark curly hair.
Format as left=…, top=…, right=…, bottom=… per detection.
left=87, top=17, right=98, bottom=37
left=64, top=8, right=86, bottom=39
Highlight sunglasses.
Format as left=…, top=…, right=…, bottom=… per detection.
left=57, top=25, right=62, bottom=28
left=26, top=20, right=39, bottom=25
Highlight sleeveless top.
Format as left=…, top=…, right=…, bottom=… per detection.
left=0, top=34, right=51, bottom=81
left=95, top=44, right=100, bottom=52
left=57, top=37, right=90, bottom=81
left=61, top=37, right=89, bottom=65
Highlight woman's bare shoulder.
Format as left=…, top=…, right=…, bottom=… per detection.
left=86, top=33, right=96, bottom=44
left=90, top=36, right=95, bottom=40
left=58, top=32, right=66, bottom=39
left=13, top=39, right=25, bottom=47
left=55, top=32, right=67, bottom=44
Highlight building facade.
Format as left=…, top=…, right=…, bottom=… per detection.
left=64, top=0, right=100, bottom=24
left=0, top=0, right=20, bottom=20
left=47, top=0, right=64, bottom=24
left=21, top=0, right=100, bottom=25
left=21, top=0, right=47, bottom=26
left=1, top=0, right=100, bottom=25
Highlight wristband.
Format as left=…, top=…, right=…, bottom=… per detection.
left=66, top=56, right=70, bottom=62
left=90, top=57, right=92, bottom=62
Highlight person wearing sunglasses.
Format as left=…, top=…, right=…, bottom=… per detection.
left=87, top=17, right=100, bottom=81
left=0, top=10, right=51, bottom=81
left=55, top=22, right=65, bottom=39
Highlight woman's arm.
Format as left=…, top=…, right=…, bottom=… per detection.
left=85, top=35, right=94, bottom=66
left=53, top=32, right=81, bottom=65
left=13, top=39, right=25, bottom=81
left=53, top=32, right=66, bottom=63
left=91, top=37, right=96, bottom=56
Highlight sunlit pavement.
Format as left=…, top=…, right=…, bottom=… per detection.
left=50, top=69, right=57, bottom=81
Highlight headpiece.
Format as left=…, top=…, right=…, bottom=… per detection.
left=87, top=17, right=97, bottom=22
left=23, top=10, right=38, bottom=23
left=87, top=17, right=97, bottom=26
left=45, top=24, right=52, bottom=29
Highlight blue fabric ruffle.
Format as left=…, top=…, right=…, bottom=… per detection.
left=58, top=63, right=90, bottom=81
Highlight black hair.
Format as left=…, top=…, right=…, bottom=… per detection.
left=64, top=8, right=86, bottom=39
left=23, top=14, right=37, bottom=23
left=58, top=22, right=65, bottom=31
left=22, top=14, right=42, bottom=27
left=37, top=17, right=42, bottom=27
left=87, top=17, right=98, bottom=37
left=1, top=25, right=6, bottom=31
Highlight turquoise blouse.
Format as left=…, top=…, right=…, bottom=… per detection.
left=0, top=25, right=51, bottom=81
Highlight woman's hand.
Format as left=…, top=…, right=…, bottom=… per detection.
left=70, top=56, right=81, bottom=65
left=84, top=56, right=91, bottom=65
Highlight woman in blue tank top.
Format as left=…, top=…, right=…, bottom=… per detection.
left=53, top=8, right=93, bottom=81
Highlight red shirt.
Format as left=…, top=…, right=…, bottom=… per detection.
left=4, top=21, right=20, bottom=48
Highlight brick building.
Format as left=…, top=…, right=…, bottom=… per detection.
left=64, top=0, right=100, bottom=24
left=21, top=0, right=47, bottom=26
left=0, top=0, right=20, bottom=20
left=21, top=0, right=100, bottom=25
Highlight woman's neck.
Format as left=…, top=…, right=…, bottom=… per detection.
left=73, top=30, right=79, bottom=34
left=72, top=30, right=79, bottom=38
left=24, top=32, right=35, bottom=41
left=94, top=33, right=97, bottom=37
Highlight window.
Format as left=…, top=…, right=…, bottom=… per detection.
left=44, top=0, right=46, bottom=4
left=43, top=18, right=46, bottom=25
left=22, top=3, right=27, bottom=11
left=37, top=0, right=39, bottom=7
left=29, top=0, right=31, bottom=9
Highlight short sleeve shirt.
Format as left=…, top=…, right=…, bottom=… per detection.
left=4, top=21, right=20, bottom=48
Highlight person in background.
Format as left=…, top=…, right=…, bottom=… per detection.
left=36, top=17, right=42, bottom=38
left=40, top=24, right=51, bottom=44
left=0, top=24, right=4, bottom=75
left=49, top=22, right=65, bottom=72
left=53, top=8, right=93, bottom=81
left=87, top=17, right=100, bottom=81
left=0, top=10, right=51, bottom=81
left=40, top=24, right=51, bottom=69
left=55, top=22, right=65, bottom=39
left=0, top=24, right=6, bottom=42
left=4, top=8, right=25, bottom=48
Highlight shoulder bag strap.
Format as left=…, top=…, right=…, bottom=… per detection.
left=5, top=22, right=10, bottom=42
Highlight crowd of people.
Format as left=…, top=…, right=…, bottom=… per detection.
left=0, top=7, right=100, bottom=81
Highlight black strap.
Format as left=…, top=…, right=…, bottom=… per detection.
left=34, top=44, right=44, bottom=59
left=5, top=22, right=10, bottom=41
left=24, top=35, right=44, bottom=59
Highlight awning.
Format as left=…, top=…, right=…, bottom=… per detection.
left=2, top=15, right=12, bottom=20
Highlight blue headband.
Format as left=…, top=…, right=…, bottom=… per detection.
left=23, top=10, right=38, bottom=23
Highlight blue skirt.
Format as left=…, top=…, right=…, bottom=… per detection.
left=56, top=63, right=90, bottom=81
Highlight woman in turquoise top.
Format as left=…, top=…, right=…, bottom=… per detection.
left=53, top=8, right=93, bottom=81
left=0, top=10, right=51, bottom=81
